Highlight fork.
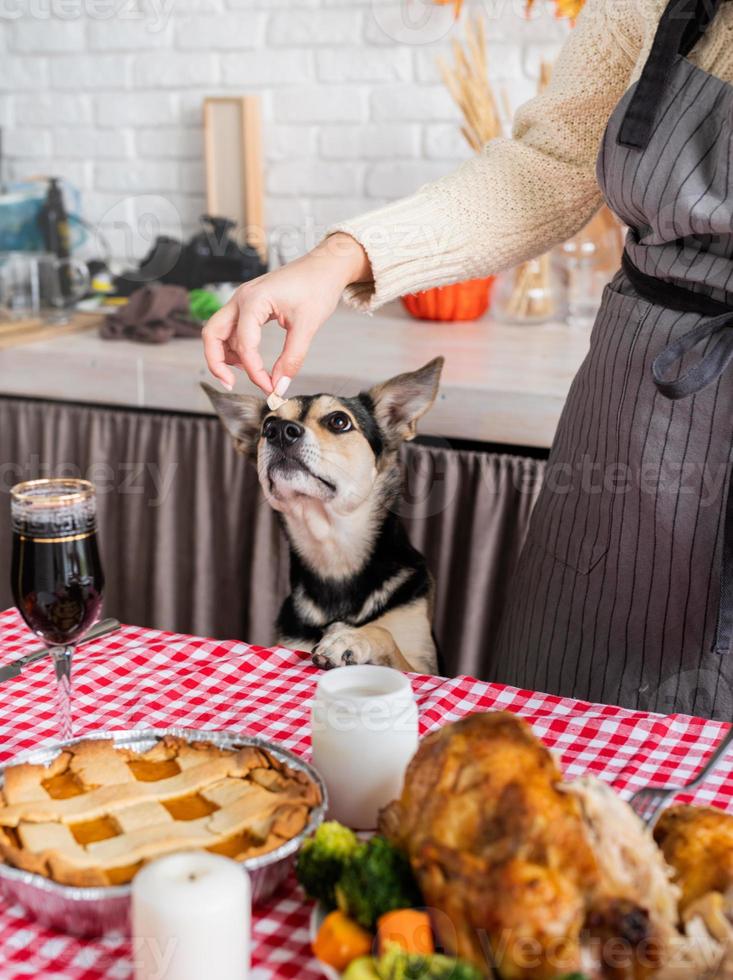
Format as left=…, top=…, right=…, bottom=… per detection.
left=628, top=726, right=733, bottom=826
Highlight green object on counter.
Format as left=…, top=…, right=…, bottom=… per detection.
left=189, top=289, right=222, bottom=321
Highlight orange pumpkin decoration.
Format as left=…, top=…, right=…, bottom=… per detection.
left=401, top=276, right=495, bottom=322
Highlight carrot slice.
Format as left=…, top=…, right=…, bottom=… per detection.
left=377, top=908, right=434, bottom=956
left=313, top=910, right=374, bottom=971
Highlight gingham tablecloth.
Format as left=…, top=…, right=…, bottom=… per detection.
left=0, top=608, right=731, bottom=979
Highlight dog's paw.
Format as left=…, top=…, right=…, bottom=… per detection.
left=312, top=624, right=374, bottom=670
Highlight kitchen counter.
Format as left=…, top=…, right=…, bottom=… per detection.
left=0, top=301, right=590, bottom=449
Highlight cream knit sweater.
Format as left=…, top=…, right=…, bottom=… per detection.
left=329, top=0, right=733, bottom=311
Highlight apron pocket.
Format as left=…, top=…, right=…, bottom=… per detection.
left=528, top=463, right=615, bottom=575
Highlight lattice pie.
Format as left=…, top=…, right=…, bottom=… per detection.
left=0, top=736, right=321, bottom=887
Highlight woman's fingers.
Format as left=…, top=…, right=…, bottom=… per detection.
left=233, top=307, right=274, bottom=394
left=202, top=302, right=239, bottom=390
left=203, top=291, right=273, bottom=394
left=271, top=322, right=317, bottom=392
left=203, top=249, right=345, bottom=393
left=223, top=347, right=242, bottom=366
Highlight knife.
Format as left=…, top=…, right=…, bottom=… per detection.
left=0, top=618, right=122, bottom=683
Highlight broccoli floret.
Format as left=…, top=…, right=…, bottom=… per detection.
left=377, top=945, right=484, bottom=980
left=335, top=836, right=422, bottom=931
left=295, top=821, right=360, bottom=908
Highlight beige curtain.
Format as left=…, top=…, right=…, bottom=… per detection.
left=0, top=397, right=544, bottom=679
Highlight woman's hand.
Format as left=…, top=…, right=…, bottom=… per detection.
left=203, top=233, right=371, bottom=394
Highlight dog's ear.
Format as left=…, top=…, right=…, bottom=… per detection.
left=201, top=383, right=264, bottom=457
left=368, top=357, right=444, bottom=446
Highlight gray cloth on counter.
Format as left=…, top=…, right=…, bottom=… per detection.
left=101, top=285, right=201, bottom=344
left=0, top=396, right=544, bottom=680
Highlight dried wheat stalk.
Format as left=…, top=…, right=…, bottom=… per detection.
left=437, top=20, right=557, bottom=319
left=437, top=15, right=505, bottom=150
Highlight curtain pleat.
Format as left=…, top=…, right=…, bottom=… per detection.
left=0, top=397, right=544, bottom=679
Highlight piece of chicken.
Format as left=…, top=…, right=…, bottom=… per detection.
left=379, top=712, right=665, bottom=979
left=565, top=778, right=679, bottom=937
left=565, top=780, right=732, bottom=979
left=653, top=805, right=733, bottom=977
left=654, top=806, right=733, bottom=915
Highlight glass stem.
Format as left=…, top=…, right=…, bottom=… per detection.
left=51, top=645, right=74, bottom=741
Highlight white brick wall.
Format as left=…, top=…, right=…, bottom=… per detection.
left=0, top=0, right=568, bottom=265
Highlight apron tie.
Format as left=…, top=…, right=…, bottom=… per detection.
left=623, top=253, right=733, bottom=654
left=652, top=312, right=733, bottom=400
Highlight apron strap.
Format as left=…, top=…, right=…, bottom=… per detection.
left=622, top=254, right=733, bottom=400
left=652, top=315, right=733, bottom=398
left=618, top=0, right=725, bottom=149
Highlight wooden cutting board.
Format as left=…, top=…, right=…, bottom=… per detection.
left=0, top=312, right=103, bottom=350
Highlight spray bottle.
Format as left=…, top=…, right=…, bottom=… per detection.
left=38, top=177, right=73, bottom=299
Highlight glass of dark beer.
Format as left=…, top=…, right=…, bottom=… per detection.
left=10, top=479, right=104, bottom=739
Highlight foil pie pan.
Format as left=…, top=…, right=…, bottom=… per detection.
left=0, top=727, right=327, bottom=937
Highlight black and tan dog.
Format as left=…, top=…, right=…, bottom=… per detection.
left=203, top=358, right=443, bottom=674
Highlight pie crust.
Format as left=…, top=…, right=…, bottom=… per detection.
left=0, top=736, right=321, bottom=887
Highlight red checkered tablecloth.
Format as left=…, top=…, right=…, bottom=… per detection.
left=0, top=607, right=730, bottom=979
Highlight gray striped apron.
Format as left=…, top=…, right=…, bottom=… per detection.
left=493, top=0, right=733, bottom=720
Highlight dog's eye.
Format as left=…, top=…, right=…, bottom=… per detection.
left=324, top=412, right=352, bottom=433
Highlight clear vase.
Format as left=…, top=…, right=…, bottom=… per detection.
left=559, top=207, right=625, bottom=329
left=492, top=253, right=565, bottom=325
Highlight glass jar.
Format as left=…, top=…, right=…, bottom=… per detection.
left=492, top=253, right=566, bottom=325
left=311, top=665, right=418, bottom=830
left=560, top=207, right=625, bottom=329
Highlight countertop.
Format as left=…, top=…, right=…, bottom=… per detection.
left=0, top=302, right=591, bottom=449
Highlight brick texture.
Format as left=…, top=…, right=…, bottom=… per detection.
left=2, top=0, right=568, bottom=260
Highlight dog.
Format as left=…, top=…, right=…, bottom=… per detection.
left=202, top=357, right=443, bottom=674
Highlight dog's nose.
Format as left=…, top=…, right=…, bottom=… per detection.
left=263, top=418, right=304, bottom=448
left=281, top=421, right=304, bottom=446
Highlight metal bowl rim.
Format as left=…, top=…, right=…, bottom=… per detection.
left=0, top=726, right=328, bottom=902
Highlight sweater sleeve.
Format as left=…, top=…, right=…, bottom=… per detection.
left=327, top=0, right=640, bottom=311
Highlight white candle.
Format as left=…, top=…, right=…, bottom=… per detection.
left=311, top=665, right=419, bottom=830
left=132, top=851, right=250, bottom=980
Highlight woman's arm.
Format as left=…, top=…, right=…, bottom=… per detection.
left=203, top=0, right=642, bottom=392
left=329, top=0, right=641, bottom=310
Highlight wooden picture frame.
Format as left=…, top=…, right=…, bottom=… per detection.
left=203, top=95, right=266, bottom=262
